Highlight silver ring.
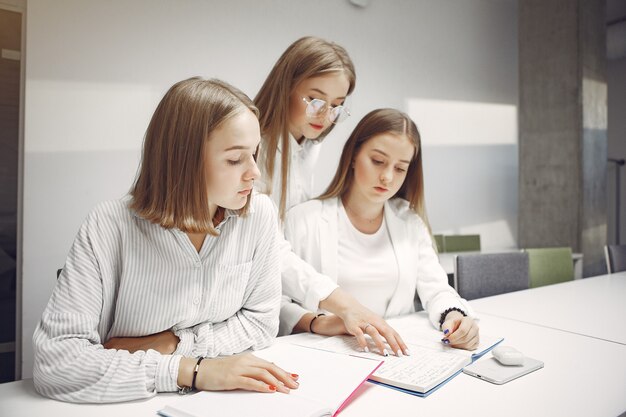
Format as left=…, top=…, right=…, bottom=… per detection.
left=363, top=323, right=372, bottom=332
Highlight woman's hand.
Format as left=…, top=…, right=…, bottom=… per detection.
left=440, top=311, right=480, bottom=350
left=179, top=354, right=300, bottom=394
left=103, top=330, right=179, bottom=354
left=308, top=314, right=347, bottom=336
left=320, top=288, right=409, bottom=357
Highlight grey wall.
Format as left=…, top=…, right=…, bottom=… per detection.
left=22, top=0, right=518, bottom=377
left=607, top=57, right=626, bottom=245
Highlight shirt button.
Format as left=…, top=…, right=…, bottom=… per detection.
left=193, top=297, right=200, bottom=305
left=194, top=261, right=201, bottom=268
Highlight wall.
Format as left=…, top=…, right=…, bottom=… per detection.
left=22, top=0, right=518, bottom=377
left=607, top=57, right=626, bottom=245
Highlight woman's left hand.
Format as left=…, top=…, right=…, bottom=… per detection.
left=103, top=330, right=180, bottom=354
left=440, top=311, right=480, bottom=350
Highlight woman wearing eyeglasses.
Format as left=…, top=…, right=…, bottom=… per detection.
left=255, top=36, right=353, bottom=220
left=282, top=109, right=479, bottom=351
left=254, top=37, right=410, bottom=357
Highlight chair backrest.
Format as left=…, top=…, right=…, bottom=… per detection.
left=605, top=244, right=626, bottom=273
left=433, top=234, right=445, bottom=252
left=444, top=234, right=481, bottom=252
left=455, top=252, right=529, bottom=300
left=525, top=247, right=574, bottom=288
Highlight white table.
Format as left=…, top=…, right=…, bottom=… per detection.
left=471, top=272, right=626, bottom=345
left=1, top=312, right=625, bottom=417
left=438, top=251, right=584, bottom=280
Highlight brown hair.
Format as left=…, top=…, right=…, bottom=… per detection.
left=319, top=108, right=431, bottom=231
left=130, top=77, right=259, bottom=235
left=254, top=36, right=356, bottom=219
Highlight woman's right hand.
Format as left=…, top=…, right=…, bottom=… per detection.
left=179, top=353, right=300, bottom=394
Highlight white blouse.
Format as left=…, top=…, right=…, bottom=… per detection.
left=33, top=194, right=281, bottom=403
left=257, top=134, right=322, bottom=214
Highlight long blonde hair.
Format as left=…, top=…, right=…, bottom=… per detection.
left=130, top=77, right=258, bottom=236
left=255, top=36, right=356, bottom=219
left=319, top=108, right=431, bottom=230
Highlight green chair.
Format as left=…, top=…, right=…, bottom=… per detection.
left=525, top=247, right=574, bottom=288
left=443, top=235, right=481, bottom=253
left=433, top=234, right=445, bottom=252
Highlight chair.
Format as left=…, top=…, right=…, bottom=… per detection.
left=454, top=252, right=529, bottom=300
left=605, top=244, right=626, bottom=273
left=443, top=234, right=481, bottom=252
left=433, top=234, right=445, bottom=252
left=525, top=247, right=574, bottom=288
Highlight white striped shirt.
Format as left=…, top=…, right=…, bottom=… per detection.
left=33, top=194, right=281, bottom=403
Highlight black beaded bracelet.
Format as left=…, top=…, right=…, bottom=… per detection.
left=309, top=313, right=326, bottom=334
left=439, top=307, right=467, bottom=330
left=191, top=357, right=205, bottom=391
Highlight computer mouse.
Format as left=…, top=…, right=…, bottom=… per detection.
left=492, top=345, right=525, bottom=366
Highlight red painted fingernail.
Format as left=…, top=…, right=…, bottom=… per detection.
left=291, top=373, right=299, bottom=379
left=268, top=385, right=276, bottom=391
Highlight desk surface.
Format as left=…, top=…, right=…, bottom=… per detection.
left=471, top=272, right=626, bottom=345
left=1, top=312, right=625, bottom=417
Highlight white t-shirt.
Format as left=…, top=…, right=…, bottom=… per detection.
left=336, top=202, right=399, bottom=317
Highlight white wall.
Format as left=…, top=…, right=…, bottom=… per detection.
left=22, top=0, right=518, bottom=377
left=607, top=57, right=626, bottom=245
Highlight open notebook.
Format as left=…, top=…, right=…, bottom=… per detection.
left=298, top=313, right=503, bottom=397
left=158, top=343, right=383, bottom=417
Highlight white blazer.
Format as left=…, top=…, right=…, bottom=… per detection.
left=280, top=197, right=474, bottom=335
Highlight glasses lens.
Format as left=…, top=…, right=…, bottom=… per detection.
left=306, top=99, right=327, bottom=117
left=330, top=106, right=350, bottom=124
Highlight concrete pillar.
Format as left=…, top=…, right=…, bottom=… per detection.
left=519, top=0, right=607, bottom=277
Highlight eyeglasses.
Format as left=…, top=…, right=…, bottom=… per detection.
left=301, top=97, right=351, bottom=124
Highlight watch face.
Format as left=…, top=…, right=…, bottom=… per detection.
left=178, top=386, right=192, bottom=395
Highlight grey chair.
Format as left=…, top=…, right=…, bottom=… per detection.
left=605, top=244, right=626, bottom=273
left=455, top=252, right=529, bottom=300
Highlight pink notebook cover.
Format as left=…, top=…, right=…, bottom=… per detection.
left=333, top=360, right=385, bottom=416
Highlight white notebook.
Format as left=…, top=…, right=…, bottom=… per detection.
left=299, top=313, right=503, bottom=396
left=158, top=343, right=383, bottom=417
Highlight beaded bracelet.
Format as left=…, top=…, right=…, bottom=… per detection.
left=309, top=313, right=326, bottom=334
left=191, top=357, right=205, bottom=391
left=439, top=307, right=467, bottom=330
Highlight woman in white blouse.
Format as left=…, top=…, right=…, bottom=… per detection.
left=33, top=78, right=299, bottom=403
left=282, top=108, right=480, bottom=352
left=254, top=37, right=409, bottom=356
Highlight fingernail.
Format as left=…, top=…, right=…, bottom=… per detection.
left=290, top=373, right=299, bottom=379
left=442, top=339, right=450, bottom=345
left=383, top=349, right=389, bottom=357
left=268, top=385, right=276, bottom=391
left=405, top=348, right=412, bottom=356
left=396, top=349, right=403, bottom=357
left=363, top=346, right=369, bottom=353
left=443, top=329, right=449, bottom=335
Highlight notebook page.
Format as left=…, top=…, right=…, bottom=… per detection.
left=304, top=336, right=469, bottom=392
left=159, top=390, right=331, bottom=417
left=160, top=343, right=382, bottom=417
left=254, top=343, right=382, bottom=412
